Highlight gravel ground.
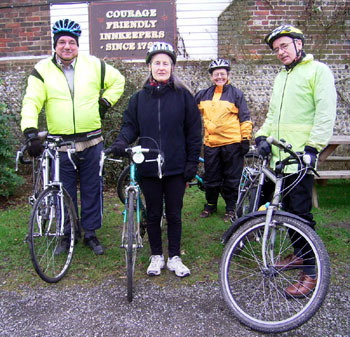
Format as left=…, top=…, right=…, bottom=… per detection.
left=1, top=264, right=349, bottom=337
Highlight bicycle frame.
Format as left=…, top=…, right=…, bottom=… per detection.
left=226, top=136, right=316, bottom=269
left=121, top=162, right=143, bottom=250
left=17, top=135, right=77, bottom=237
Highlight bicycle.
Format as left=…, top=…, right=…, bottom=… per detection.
left=219, top=137, right=330, bottom=333
left=16, top=134, right=80, bottom=283
left=100, top=144, right=164, bottom=302
left=235, top=149, right=266, bottom=219
left=117, top=156, right=205, bottom=205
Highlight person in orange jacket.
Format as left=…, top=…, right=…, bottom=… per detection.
left=195, top=59, right=252, bottom=222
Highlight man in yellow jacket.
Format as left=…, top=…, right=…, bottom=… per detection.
left=195, top=59, right=252, bottom=222
left=21, top=19, right=125, bottom=255
left=256, top=24, right=336, bottom=297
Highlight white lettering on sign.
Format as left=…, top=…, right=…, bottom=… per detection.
left=106, top=9, right=157, bottom=18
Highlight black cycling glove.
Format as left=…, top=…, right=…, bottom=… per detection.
left=255, top=136, right=271, bottom=158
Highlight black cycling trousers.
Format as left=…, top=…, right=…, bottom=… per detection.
left=140, top=174, right=186, bottom=257
left=262, top=173, right=316, bottom=275
left=203, top=143, right=243, bottom=211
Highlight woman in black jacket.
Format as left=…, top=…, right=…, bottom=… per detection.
left=108, top=42, right=202, bottom=277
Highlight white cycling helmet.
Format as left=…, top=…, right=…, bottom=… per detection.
left=146, top=42, right=177, bottom=64
left=208, top=59, right=231, bottom=74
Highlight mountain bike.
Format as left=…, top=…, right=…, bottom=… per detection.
left=101, top=144, right=164, bottom=302
left=219, top=137, right=330, bottom=333
left=16, top=134, right=80, bottom=283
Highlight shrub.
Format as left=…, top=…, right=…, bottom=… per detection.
left=0, top=103, right=25, bottom=198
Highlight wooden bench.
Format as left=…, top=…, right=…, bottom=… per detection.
left=312, top=135, right=350, bottom=208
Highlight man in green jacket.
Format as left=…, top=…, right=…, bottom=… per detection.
left=256, top=24, right=336, bottom=297
left=21, top=19, right=125, bottom=255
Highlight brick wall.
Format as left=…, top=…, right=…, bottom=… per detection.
left=0, top=0, right=51, bottom=58
left=219, top=0, right=350, bottom=64
left=1, top=1, right=349, bottom=62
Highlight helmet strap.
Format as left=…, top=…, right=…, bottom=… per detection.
left=285, top=50, right=306, bottom=71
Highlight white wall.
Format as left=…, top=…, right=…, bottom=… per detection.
left=176, top=0, right=231, bottom=60
left=50, top=0, right=232, bottom=60
left=50, top=3, right=90, bottom=55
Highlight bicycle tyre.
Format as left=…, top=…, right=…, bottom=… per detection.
left=126, top=190, right=137, bottom=302
left=117, top=165, right=130, bottom=204
left=235, top=152, right=262, bottom=219
left=219, top=214, right=330, bottom=333
left=235, top=182, right=259, bottom=218
left=28, top=186, right=76, bottom=283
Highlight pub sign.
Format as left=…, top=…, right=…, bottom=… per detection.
left=89, top=0, right=176, bottom=59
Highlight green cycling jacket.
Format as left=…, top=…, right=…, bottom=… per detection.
left=21, top=53, right=125, bottom=136
left=256, top=54, right=337, bottom=172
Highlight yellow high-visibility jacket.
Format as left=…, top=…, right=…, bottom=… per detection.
left=256, top=54, right=337, bottom=172
left=21, top=53, right=125, bottom=137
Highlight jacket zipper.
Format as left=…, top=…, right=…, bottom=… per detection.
left=277, top=71, right=289, bottom=160
left=157, top=90, right=162, bottom=150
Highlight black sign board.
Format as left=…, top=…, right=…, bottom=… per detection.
left=89, top=0, right=176, bottom=59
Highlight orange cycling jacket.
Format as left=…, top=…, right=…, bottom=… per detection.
left=195, top=82, right=252, bottom=148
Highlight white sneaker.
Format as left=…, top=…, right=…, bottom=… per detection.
left=147, top=255, right=165, bottom=276
left=167, top=256, right=190, bottom=278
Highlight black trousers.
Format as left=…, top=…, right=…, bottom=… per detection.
left=262, top=173, right=316, bottom=276
left=203, top=143, right=243, bottom=212
left=140, top=174, right=186, bottom=257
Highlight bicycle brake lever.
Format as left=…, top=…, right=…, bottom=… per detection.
left=67, top=149, right=77, bottom=171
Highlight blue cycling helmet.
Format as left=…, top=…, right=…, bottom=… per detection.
left=52, top=19, right=81, bottom=48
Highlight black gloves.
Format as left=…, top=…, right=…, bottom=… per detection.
left=24, top=128, right=42, bottom=157
left=241, top=140, right=250, bottom=156
left=105, top=139, right=128, bottom=157
left=304, top=146, right=318, bottom=168
left=255, top=136, right=271, bottom=158
left=184, top=161, right=198, bottom=182
left=99, top=97, right=111, bottom=120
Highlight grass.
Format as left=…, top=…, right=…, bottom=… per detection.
left=0, top=179, right=349, bottom=290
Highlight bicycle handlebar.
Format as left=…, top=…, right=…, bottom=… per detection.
left=16, top=133, right=77, bottom=171
left=125, top=145, right=164, bottom=179
left=266, top=136, right=319, bottom=176
left=100, top=145, right=164, bottom=179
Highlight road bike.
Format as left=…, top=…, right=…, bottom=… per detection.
left=219, top=137, right=330, bottom=333
left=16, top=134, right=80, bottom=283
left=117, top=156, right=205, bottom=205
left=101, top=143, right=164, bottom=302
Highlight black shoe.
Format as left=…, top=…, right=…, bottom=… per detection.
left=54, top=237, right=70, bottom=255
left=84, top=236, right=104, bottom=255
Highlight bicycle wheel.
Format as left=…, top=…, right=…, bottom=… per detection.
left=117, top=165, right=130, bottom=204
left=235, top=151, right=263, bottom=218
left=235, top=171, right=260, bottom=218
left=28, top=186, right=76, bottom=283
left=126, top=190, right=138, bottom=302
left=236, top=179, right=258, bottom=218
left=219, top=215, right=330, bottom=333
left=29, top=158, right=45, bottom=206
left=117, top=166, right=146, bottom=207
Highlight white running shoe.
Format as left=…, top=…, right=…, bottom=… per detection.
left=147, top=255, right=165, bottom=276
left=167, top=256, right=190, bottom=278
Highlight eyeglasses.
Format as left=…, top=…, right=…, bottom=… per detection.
left=212, top=72, right=227, bottom=78
left=272, top=41, right=294, bottom=54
